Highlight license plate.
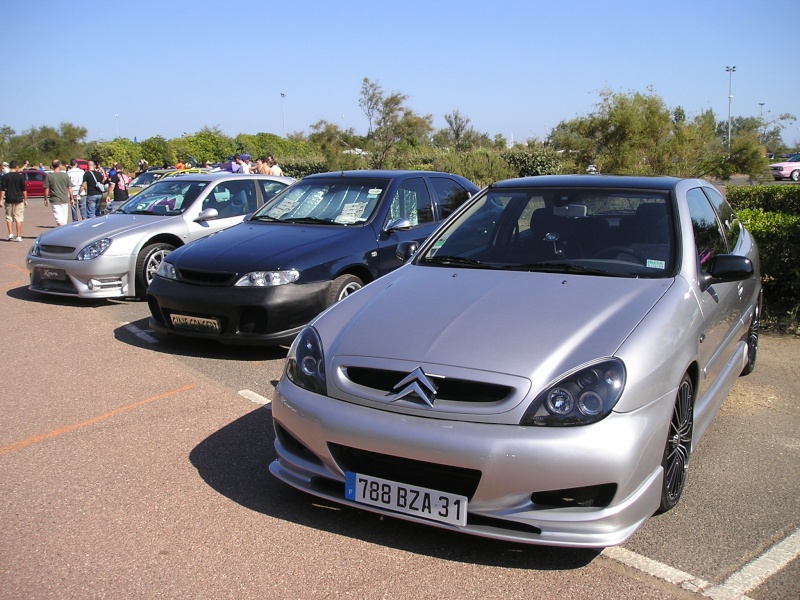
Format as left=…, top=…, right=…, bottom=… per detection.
left=38, top=267, right=66, bottom=281
left=170, top=314, right=221, bottom=333
left=345, top=472, right=467, bottom=527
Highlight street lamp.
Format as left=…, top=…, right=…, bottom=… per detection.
left=280, top=93, right=286, bottom=138
left=759, top=102, right=765, bottom=143
left=114, top=113, right=119, bottom=139
left=725, top=66, right=736, bottom=152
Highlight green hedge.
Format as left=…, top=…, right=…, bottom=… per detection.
left=727, top=184, right=800, bottom=213
left=730, top=185, right=800, bottom=316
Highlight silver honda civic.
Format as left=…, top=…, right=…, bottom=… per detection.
left=269, top=175, right=761, bottom=548
left=26, top=173, right=293, bottom=299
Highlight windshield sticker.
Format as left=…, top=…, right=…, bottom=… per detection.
left=646, top=259, right=666, bottom=269
left=368, top=188, right=383, bottom=197
left=335, top=202, right=368, bottom=224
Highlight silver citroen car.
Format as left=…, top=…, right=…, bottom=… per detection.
left=27, top=173, right=293, bottom=299
left=269, top=175, right=761, bottom=548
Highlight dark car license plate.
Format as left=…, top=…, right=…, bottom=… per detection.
left=170, top=314, right=221, bottom=333
left=38, top=267, right=66, bottom=281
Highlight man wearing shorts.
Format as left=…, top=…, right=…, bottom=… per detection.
left=44, top=160, right=74, bottom=226
left=0, top=160, right=28, bottom=241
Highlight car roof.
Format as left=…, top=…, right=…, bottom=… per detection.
left=147, top=172, right=294, bottom=183
left=489, top=174, right=689, bottom=191
left=301, top=169, right=470, bottom=180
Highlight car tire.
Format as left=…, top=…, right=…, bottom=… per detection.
left=791, top=170, right=800, bottom=182
left=740, top=290, right=762, bottom=376
left=135, top=243, right=175, bottom=299
left=657, top=373, right=694, bottom=514
left=326, top=274, right=363, bottom=306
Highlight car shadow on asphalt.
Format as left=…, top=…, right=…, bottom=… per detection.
left=7, top=285, right=114, bottom=307
left=189, top=407, right=600, bottom=570
left=113, top=315, right=289, bottom=362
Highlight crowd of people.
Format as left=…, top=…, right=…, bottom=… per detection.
left=1, top=153, right=284, bottom=237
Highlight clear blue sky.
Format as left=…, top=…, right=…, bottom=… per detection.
left=3, top=0, right=798, bottom=148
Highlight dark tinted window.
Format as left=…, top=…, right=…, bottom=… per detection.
left=701, top=186, right=739, bottom=252
left=430, top=177, right=471, bottom=219
left=686, top=187, right=727, bottom=269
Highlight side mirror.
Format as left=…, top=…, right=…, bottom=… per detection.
left=396, top=240, right=419, bottom=262
left=195, top=207, right=219, bottom=222
left=384, top=218, right=413, bottom=233
left=699, top=254, right=754, bottom=292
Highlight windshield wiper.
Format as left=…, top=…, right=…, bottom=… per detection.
left=502, top=262, right=615, bottom=276
left=420, top=255, right=496, bottom=269
left=279, top=217, right=332, bottom=224
left=252, top=214, right=281, bottom=222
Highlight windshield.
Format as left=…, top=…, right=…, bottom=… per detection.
left=129, top=172, right=163, bottom=188
left=118, top=179, right=209, bottom=215
left=420, top=187, right=675, bottom=278
left=253, top=178, right=390, bottom=225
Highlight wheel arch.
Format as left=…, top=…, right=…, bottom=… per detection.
left=333, top=264, right=374, bottom=286
left=129, top=234, right=185, bottom=297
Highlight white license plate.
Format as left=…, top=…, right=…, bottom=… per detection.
left=170, top=314, right=221, bottom=333
left=345, top=472, right=467, bottom=527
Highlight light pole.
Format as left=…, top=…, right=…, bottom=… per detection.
left=280, top=93, right=286, bottom=138
left=114, top=113, right=119, bottom=139
left=725, top=66, right=736, bottom=152
left=759, top=102, right=765, bottom=143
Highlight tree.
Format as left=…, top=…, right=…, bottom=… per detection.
left=549, top=89, right=768, bottom=179
left=358, top=78, right=432, bottom=168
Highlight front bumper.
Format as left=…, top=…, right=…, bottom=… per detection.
left=269, top=378, right=674, bottom=548
left=27, top=254, right=132, bottom=298
left=146, top=276, right=330, bottom=346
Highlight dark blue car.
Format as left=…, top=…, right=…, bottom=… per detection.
left=146, top=170, right=479, bottom=345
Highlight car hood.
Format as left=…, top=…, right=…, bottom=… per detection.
left=37, top=214, right=174, bottom=246
left=169, top=222, right=370, bottom=272
left=323, top=266, right=673, bottom=382
left=770, top=160, right=800, bottom=167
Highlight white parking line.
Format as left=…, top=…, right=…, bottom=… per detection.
left=707, top=526, right=800, bottom=597
left=123, top=322, right=158, bottom=344
left=604, top=525, right=800, bottom=599
left=238, top=389, right=271, bottom=405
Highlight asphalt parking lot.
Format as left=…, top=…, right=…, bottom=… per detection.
left=2, top=201, right=799, bottom=599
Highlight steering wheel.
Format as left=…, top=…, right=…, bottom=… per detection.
left=593, top=246, right=647, bottom=264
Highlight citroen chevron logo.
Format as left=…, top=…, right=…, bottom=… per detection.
left=391, top=367, right=439, bottom=407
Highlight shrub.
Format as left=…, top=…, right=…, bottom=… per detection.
left=727, top=185, right=800, bottom=213
left=737, top=207, right=800, bottom=316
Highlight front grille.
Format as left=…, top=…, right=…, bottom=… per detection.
left=345, top=367, right=512, bottom=403
left=177, top=268, right=236, bottom=286
left=329, top=443, right=481, bottom=499
left=41, top=244, right=75, bottom=254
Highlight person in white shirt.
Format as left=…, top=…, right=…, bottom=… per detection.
left=67, top=159, right=87, bottom=220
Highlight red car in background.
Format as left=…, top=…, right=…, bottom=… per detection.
left=23, top=170, right=47, bottom=197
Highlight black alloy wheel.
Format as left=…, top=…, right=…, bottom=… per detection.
left=658, top=373, right=694, bottom=513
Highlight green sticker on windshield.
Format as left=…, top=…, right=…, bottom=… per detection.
left=646, top=259, right=666, bottom=269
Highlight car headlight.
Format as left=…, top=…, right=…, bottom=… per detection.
left=520, top=359, right=625, bottom=426
left=286, top=326, right=326, bottom=394
left=157, top=260, right=177, bottom=280
left=76, top=238, right=111, bottom=260
left=30, top=238, right=41, bottom=257
left=234, top=269, right=299, bottom=287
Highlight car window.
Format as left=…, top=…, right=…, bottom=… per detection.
left=430, top=177, right=472, bottom=219
left=423, top=187, right=674, bottom=277
left=257, top=180, right=289, bottom=204
left=686, top=187, right=728, bottom=269
left=204, top=180, right=257, bottom=217
left=257, top=178, right=390, bottom=224
left=388, top=177, right=434, bottom=226
left=701, top=186, right=739, bottom=252
left=120, top=180, right=209, bottom=215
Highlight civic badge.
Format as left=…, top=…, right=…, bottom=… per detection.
left=391, top=367, right=439, bottom=407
